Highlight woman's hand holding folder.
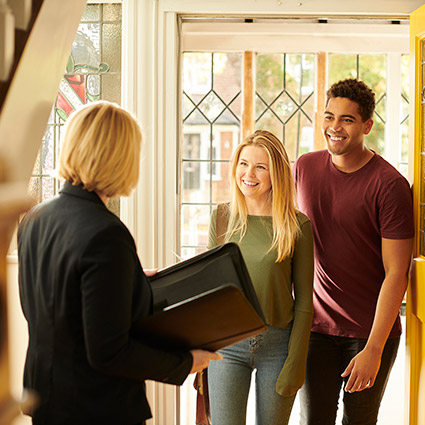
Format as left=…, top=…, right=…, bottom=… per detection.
left=144, top=268, right=158, bottom=277
left=144, top=266, right=222, bottom=374
left=189, top=350, right=222, bottom=374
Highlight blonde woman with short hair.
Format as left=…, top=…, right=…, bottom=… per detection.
left=207, top=130, right=314, bottom=425
left=58, top=100, right=142, bottom=197
left=18, top=101, right=220, bottom=425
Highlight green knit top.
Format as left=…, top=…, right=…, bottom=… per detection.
left=208, top=210, right=314, bottom=396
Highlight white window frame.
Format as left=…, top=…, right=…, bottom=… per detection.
left=182, top=24, right=409, bottom=167
left=120, top=1, right=420, bottom=424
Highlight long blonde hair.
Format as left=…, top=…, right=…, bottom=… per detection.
left=226, top=130, right=300, bottom=262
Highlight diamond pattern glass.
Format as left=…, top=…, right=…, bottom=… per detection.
left=181, top=52, right=242, bottom=257
left=255, top=53, right=315, bottom=163
left=198, top=91, right=227, bottom=122
left=181, top=49, right=408, bottom=258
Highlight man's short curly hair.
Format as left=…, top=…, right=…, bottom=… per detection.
left=326, top=78, right=375, bottom=122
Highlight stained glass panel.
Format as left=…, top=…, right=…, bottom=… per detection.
left=30, top=3, right=122, bottom=213
left=81, top=4, right=99, bottom=22
left=103, top=24, right=122, bottom=73
left=101, top=73, right=121, bottom=105
left=103, top=4, right=122, bottom=21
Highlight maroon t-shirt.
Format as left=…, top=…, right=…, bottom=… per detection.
left=294, top=150, right=414, bottom=338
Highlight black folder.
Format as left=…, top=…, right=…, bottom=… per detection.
left=141, top=243, right=267, bottom=351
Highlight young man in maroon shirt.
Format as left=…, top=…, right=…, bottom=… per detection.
left=294, top=78, right=413, bottom=425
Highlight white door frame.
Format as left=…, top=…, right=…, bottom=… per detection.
left=120, top=1, right=422, bottom=423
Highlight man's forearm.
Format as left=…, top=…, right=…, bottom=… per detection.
left=365, top=271, right=408, bottom=354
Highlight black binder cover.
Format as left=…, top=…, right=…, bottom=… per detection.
left=140, top=284, right=267, bottom=351
left=141, top=243, right=267, bottom=350
left=149, top=242, right=265, bottom=321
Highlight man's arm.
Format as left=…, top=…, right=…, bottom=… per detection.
left=342, top=237, right=413, bottom=392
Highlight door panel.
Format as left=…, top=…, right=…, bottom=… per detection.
left=407, top=4, right=425, bottom=425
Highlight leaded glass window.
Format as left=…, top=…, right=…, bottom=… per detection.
left=181, top=51, right=315, bottom=258
left=255, top=53, right=315, bottom=161
left=29, top=3, right=122, bottom=214
left=181, top=51, right=409, bottom=259
left=181, top=52, right=241, bottom=258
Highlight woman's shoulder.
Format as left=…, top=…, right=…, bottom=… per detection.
left=296, top=211, right=311, bottom=227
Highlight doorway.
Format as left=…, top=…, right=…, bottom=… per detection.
left=179, top=17, right=410, bottom=425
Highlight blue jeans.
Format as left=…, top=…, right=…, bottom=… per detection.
left=208, top=325, right=296, bottom=425
left=299, top=332, right=400, bottom=425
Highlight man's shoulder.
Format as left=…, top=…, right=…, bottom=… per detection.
left=370, top=154, right=410, bottom=186
left=294, top=150, right=330, bottom=182
left=298, top=149, right=328, bottom=160
left=373, top=154, right=404, bottom=174
left=295, top=149, right=328, bottom=167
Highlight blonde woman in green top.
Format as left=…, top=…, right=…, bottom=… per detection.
left=207, top=130, right=314, bottom=425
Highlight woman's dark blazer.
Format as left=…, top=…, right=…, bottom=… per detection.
left=17, top=181, right=192, bottom=425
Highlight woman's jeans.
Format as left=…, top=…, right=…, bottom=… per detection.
left=208, top=325, right=296, bottom=425
left=299, top=332, right=400, bottom=425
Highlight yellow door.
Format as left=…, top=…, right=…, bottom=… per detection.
left=407, top=4, right=425, bottom=425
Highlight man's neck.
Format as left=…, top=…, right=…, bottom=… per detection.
left=331, top=147, right=374, bottom=173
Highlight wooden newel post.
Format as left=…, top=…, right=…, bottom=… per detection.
left=242, top=51, right=255, bottom=141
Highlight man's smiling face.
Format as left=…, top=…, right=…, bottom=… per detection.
left=322, top=96, right=373, bottom=158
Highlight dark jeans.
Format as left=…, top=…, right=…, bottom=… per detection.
left=299, top=332, right=400, bottom=425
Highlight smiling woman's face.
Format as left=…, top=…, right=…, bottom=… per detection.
left=235, top=145, right=272, bottom=205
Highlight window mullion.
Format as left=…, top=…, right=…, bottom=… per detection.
left=242, top=51, right=255, bottom=140
left=315, top=52, right=327, bottom=150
